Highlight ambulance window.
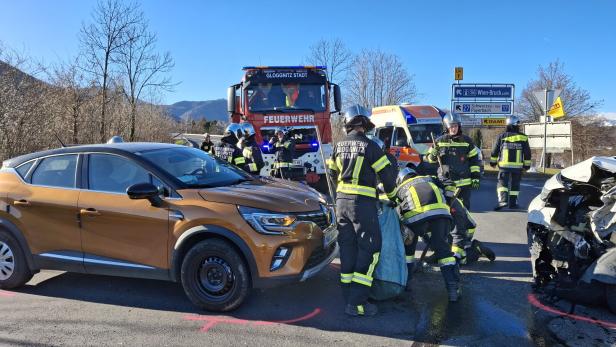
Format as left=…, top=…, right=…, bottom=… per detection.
left=394, top=127, right=408, bottom=147
left=376, top=127, right=393, bottom=148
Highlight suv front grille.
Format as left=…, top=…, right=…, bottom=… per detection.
left=303, top=243, right=336, bottom=270
left=296, top=211, right=330, bottom=230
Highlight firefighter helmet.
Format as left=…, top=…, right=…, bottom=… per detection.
left=343, top=104, right=374, bottom=132
left=106, top=136, right=124, bottom=144
left=240, top=122, right=256, bottom=137
left=274, top=127, right=288, bottom=136
left=443, top=112, right=462, bottom=129
left=224, top=123, right=243, bottom=140
left=506, top=115, right=520, bottom=126
left=396, top=167, right=418, bottom=186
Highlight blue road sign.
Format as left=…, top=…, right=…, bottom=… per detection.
left=453, top=85, right=514, bottom=99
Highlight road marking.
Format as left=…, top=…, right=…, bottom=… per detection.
left=520, top=183, right=542, bottom=189
left=528, top=293, right=616, bottom=329
left=184, top=308, right=322, bottom=332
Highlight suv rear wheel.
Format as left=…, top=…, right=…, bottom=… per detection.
left=181, top=239, right=250, bottom=312
left=0, top=230, right=33, bottom=289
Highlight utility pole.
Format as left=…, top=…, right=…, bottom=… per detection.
left=542, top=89, right=549, bottom=173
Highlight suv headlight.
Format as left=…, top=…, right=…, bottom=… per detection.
left=238, top=206, right=297, bottom=235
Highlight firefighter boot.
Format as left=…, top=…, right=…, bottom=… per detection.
left=473, top=239, right=496, bottom=261
left=345, top=302, right=378, bottom=317
left=509, top=195, right=519, bottom=209
left=464, top=246, right=480, bottom=265
left=441, top=264, right=461, bottom=302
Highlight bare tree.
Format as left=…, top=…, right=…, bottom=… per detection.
left=116, top=17, right=174, bottom=141
left=80, top=0, right=140, bottom=142
left=345, top=49, right=417, bottom=109
left=517, top=60, right=602, bottom=121
left=306, top=38, right=352, bottom=85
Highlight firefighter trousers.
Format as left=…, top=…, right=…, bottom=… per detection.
left=457, top=186, right=472, bottom=210
left=404, top=218, right=455, bottom=267
left=336, top=197, right=381, bottom=306
left=449, top=197, right=476, bottom=259
left=497, top=170, right=522, bottom=206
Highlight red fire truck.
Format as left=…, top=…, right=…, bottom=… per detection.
left=227, top=66, right=341, bottom=187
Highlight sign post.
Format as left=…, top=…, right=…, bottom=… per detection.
left=532, top=89, right=562, bottom=172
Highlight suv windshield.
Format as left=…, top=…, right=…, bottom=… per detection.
left=408, top=124, right=444, bottom=144
left=136, top=147, right=251, bottom=188
left=247, top=83, right=326, bottom=113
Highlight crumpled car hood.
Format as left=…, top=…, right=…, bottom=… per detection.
left=561, top=156, right=616, bottom=183
left=197, top=178, right=326, bottom=213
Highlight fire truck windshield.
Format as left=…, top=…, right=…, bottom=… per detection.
left=247, top=83, right=326, bottom=113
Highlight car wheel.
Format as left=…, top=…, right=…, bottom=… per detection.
left=181, top=239, right=250, bottom=312
left=0, top=230, right=33, bottom=289
left=606, top=285, right=616, bottom=314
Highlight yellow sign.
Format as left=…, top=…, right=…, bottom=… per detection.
left=482, top=118, right=506, bottom=126
left=548, top=96, right=565, bottom=118
left=455, top=67, right=463, bottom=81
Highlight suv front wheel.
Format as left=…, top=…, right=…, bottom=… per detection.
left=181, top=239, right=250, bottom=312
left=0, top=230, right=33, bottom=289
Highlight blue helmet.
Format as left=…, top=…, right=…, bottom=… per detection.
left=224, top=123, right=243, bottom=140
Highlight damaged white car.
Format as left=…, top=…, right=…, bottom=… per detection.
left=527, top=156, right=616, bottom=312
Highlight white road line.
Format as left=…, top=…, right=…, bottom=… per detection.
left=520, top=183, right=542, bottom=189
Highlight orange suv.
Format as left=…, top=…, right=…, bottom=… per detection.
left=0, top=143, right=337, bottom=311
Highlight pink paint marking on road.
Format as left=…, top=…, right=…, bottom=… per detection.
left=0, top=290, right=16, bottom=297
left=528, top=293, right=616, bottom=329
left=184, top=308, right=322, bottom=332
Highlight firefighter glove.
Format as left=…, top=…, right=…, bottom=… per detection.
left=471, top=179, right=480, bottom=189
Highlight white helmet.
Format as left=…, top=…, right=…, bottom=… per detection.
left=106, top=136, right=124, bottom=144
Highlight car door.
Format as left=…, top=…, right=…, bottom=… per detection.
left=77, top=153, right=169, bottom=278
left=6, top=154, right=84, bottom=271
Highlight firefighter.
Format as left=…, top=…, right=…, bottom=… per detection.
left=200, top=133, right=215, bottom=154
left=239, top=123, right=264, bottom=175
left=269, top=127, right=295, bottom=179
left=449, top=197, right=495, bottom=265
left=490, top=115, right=532, bottom=210
left=213, top=123, right=246, bottom=168
left=427, top=113, right=481, bottom=209
left=395, top=167, right=461, bottom=302
left=326, top=105, right=397, bottom=317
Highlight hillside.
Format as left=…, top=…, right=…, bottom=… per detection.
left=165, top=99, right=228, bottom=122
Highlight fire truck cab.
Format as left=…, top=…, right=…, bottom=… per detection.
left=227, top=66, right=341, bottom=186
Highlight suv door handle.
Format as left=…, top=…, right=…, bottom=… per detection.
left=13, top=199, right=31, bottom=207
left=80, top=208, right=101, bottom=217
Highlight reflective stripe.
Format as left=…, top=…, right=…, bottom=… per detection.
left=455, top=178, right=472, bottom=186
left=510, top=191, right=519, bottom=196
left=452, top=245, right=466, bottom=257
left=242, top=147, right=252, bottom=158
left=248, top=163, right=258, bottom=172
left=385, top=189, right=396, bottom=199
left=523, top=160, right=532, bottom=166
left=468, top=147, right=479, bottom=157
left=275, top=162, right=290, bottom=168
left=336, top=157, right=343, bottom=171
left=470, top=166, right=480, bottom=173
left=352, top=156, right=364, bottom=185
left=503, top=134, right=528, bottom=142
left=468, top=228, right=476, bottom=236
left=366, top=252, right=380, bottom=279
left=234, top=157, right=246, bottom=165
left=406, top=255, right=415, bottom=264
left=499, top=161, right=523, bottom=168
left=352, top=272, right=373, bottom=286
left=340, top=273, right=353, bottom=284
left=437, top=142, right=469, bottom=147
left=403, top=207, right=450, bottom=224
left=357, top=305, right=365, bottom=315
left=371, top=155, right=390, bottom=173
left=497, top=187, right=509, bottom=192
left=336, top=182, right=377, bottom=198
left=439, top=257, right=457, bottom=267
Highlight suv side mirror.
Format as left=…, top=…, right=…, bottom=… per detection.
left=227, top=86, right=236, bottom=115
left=395, top=138, right=408, bottom=147
left=333, top=84, right=341, bottom=113
left=127, top=183, right=163, bottom=207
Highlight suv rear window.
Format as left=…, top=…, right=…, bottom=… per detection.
left=31, top=155, right=78, bottom=188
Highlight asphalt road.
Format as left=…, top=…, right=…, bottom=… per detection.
left=1, top=177, right=615, bottom=346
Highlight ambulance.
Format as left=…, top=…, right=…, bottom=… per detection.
left=371, top=104, right=445, bottom=169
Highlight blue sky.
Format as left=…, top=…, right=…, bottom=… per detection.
left=1, top=0, right=615, bottom=116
